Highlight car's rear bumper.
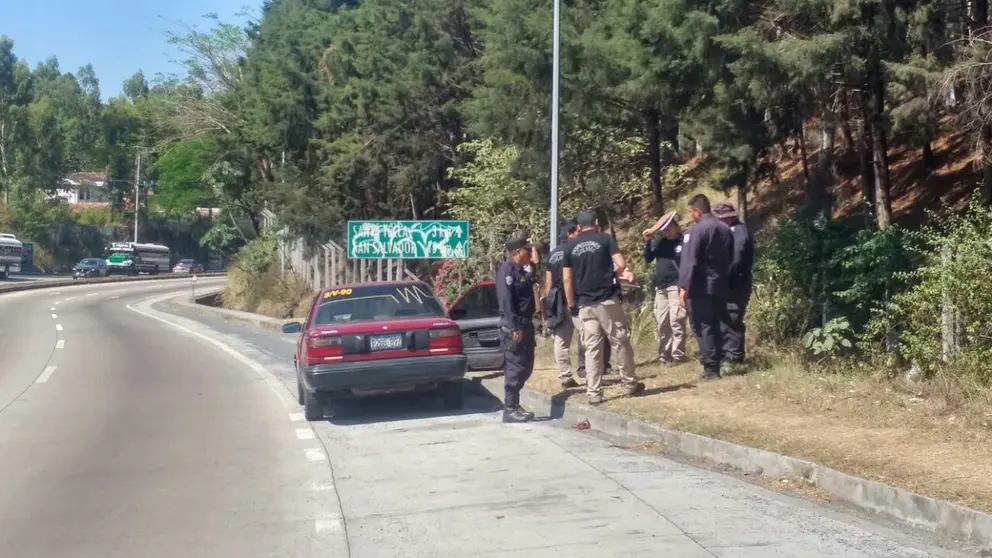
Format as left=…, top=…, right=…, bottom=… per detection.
left=302, top=354, right=467, bottom=395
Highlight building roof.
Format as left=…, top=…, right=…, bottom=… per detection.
left=65, top=171, right=108, bottom=183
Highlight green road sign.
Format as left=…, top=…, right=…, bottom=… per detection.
left=347, top=220, right=470, bottom=260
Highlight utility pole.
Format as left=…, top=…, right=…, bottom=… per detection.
left=133, top=150, right=141, bottom=243
left=549, top=0, right=561, bottom=250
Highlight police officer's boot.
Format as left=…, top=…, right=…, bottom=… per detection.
left=502, top=393, right=534, bottom=423
left=503, top=406, right=534, bottom=423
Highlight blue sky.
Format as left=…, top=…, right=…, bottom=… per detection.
left=2, top=0, right=255, bottom=100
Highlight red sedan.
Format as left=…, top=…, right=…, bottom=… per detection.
left=282, top=281, right=468, bottom=421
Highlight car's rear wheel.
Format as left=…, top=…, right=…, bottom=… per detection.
left=296, top=376, right=305, bottom=405
left=440, top=380, right=464, bottom=410
left=303, top=387, right=324, bottom=421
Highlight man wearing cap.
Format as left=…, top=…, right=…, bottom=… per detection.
left=678, top=194, right=735, bottom=381
left=562, top=209, right=645, bottom=405
left=496, top=236, right=538, bottom=423
left=643, top=210, right=687, bottom=366
left=713, top=202, right=755, bottom=366
left=544, top=220, right=613, bottom=388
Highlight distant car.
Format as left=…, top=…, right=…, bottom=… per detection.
left=282, top=281, right=469, bottom=421
left=72, top=258, right=108, bottom=279
left=172, top=259, right=202, bottom=274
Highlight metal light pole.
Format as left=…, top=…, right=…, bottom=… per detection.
left=133, top=150, right=141, bottom=243
left=549, top=0, right=561, bottom=250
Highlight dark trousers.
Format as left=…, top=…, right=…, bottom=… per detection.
left=577, top=334, right=611, bottom=374
left=503, top=325, right=536, bottom=408
left=688, top=296, right=726, bottom=375
left=721, top=290, right=750, bottom=363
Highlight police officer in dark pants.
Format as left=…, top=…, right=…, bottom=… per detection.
left=712, top=202, right=755, bottom=366
left=678, top=194, right=734, bottom=381
left=497, top=237, right=538, bottom=423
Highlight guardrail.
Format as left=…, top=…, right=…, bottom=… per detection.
left=0, top=272, right=228, bottom=296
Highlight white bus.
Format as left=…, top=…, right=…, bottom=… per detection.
left=0, top=233, right=23, bottom=279
left=105, top=242, right=171, bottom=275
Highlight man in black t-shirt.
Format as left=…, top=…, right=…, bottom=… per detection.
left=562, top=209, right=645, bottom=405
left=543, top=221, right=613, bottom=388
left=643, top=211, right=687, bottom=365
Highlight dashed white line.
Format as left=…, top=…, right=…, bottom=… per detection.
left=64, top=297, right=75, bottom=302
left=304, top=448, right=326, bottom=462
left=51, top=314, right=57, bottom=319
left=296, top=428, right=315, bottom=440
left=56, top=340, right=65, bottom=349
left=109, top=295, right=120, bottom=300
left=50, top=307, right=55, bottom=311
left=55, top=324, right=63, bottom=331
left=289, top=412, right=305, bottom=422
left=315, top=519, right=343, bottom=534
left=86, top=293, right=98, bottom=297
left=36, top=366, right=57, bottom=384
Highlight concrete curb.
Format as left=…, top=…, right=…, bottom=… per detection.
left=0, top=272, right=228, bottom=295
left=160, top=293, right=992, bottom=549
left=167, top=289, right=291, bottom=334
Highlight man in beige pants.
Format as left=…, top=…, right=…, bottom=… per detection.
left=562, top=209, right=645, bottom=405
left=643, top=211, right=687, bottom=365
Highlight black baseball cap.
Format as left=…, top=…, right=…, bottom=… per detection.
left=505, top=237, right=533, bottom=253
left=576, top=208, right=598, bottom=227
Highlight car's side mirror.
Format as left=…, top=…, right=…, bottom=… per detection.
left=449, top=308, right=467, bottom=320
left=281, top=322, right=303, bottom=334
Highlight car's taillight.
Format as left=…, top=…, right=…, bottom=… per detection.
left=428, top=327, right=462, bottom=353
left=307, top=334, right=343, bottom=365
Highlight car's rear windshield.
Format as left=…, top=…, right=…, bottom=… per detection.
left=313, top=284, right=445, bottom=325
left=80, top=259, right=102, bottom=265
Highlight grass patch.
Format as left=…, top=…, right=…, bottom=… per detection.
left=221, top=261, right=315, bottom=320
left=530, top=331, right=992, bottom=514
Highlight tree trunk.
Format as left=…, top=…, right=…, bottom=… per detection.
left=810, top=118, right=836, bottom=217
left=859, top=98, right=876, bottom=208
left=922, top=141, right=936, bottom=169
left=798, top=123, right=811, bottom=189
left=645, top=108, right=663, bottom=217
left=980, top=124, right=992, bottom=205
left=839, top=90, right=856, bottom=156
left=737, top=162, right=749, bottom=224
left=868, top=53, right=894, bottom=230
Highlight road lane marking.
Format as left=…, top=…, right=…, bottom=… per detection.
left=56, top=340, right=65, bottom=349
left=51, top=314, right=57, bottom=319
left=310, top=480, right=334, bottom=491
left=296, top=428, right=315, bottom=440
left=50, top=307, right=55, bottom=311
left=109, top=295, right=120, bottom=300
left=315, top=519, right=343, bottom=534
left=289, top=412, right=305, bottom=422
left=86, top=292, right=98, bottom=297
left=55, top=324, right=63, bottom=331
left=305, top=448, right=326, bottom=462
left=36, top=366, right=57, bottom=383
left=64, top=296, right=75, bottom=302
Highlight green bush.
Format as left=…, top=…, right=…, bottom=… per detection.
left=865, top=195, right=992, bottom=381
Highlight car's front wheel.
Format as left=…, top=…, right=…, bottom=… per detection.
left=440, top=380, right=464, bottom=410
left=302, top=386, right=324, bottom=421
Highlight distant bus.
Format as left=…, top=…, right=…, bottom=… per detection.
left=105, top=242, right=171, bottom=275
left=0, top=233, right=22, bottom=279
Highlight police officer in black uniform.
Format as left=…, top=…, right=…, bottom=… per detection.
left=496, top=236, right=538, bottom=423
left=712, top=202, right=755, bottom=366
left=678, top=194, right=735, bottom=381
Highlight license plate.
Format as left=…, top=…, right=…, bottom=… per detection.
left=369, top=333, right=404, bottom=351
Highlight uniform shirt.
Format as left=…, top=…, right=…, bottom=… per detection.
left=677, top=214, right=734, bottom=298
left=728, top=219, right=755, bottom=294
left=546, top=240, right=571, bottom=290
left=496, top=258, right=536, bottom=329
left=644, top=236, right=682, bottom=289
left=562, top=231, right=620, bottom=307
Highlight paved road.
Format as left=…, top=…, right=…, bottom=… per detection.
left=0, top=282, right=976, bottom=557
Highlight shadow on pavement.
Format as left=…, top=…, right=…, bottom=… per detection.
left=323, top=380, right=504, bottom=426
